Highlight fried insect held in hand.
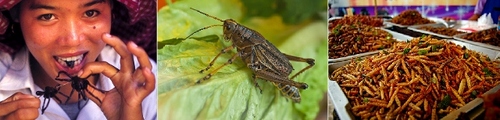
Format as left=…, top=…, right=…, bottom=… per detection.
left=55, top=71, right=105, bottom=109
left=36, top=85, right=69, bottom=114
left=186, top=8, right=315, bottom=103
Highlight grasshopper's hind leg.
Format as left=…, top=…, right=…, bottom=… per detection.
left=254, top=70, right=309, bottom=89
left=200, top=45, right=234, bottom=73
left=283, top=54, right=315, bottom=80
left=197, top=54, right=238, bottom=83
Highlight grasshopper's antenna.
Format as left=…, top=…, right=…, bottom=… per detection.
left=185, top=24, right=223, bottom=40
left=190, top=7, right=225, bottom=22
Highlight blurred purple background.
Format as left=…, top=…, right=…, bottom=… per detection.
left=333, top=5, right=476, bottom=20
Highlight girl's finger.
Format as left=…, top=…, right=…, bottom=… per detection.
left=3, top=108, right=40, bottom=120
left=0, top=93, right=39, bottom=117
left=84, top=84, right=107, bottom=107
left=140, top=67, right=156, bottom=94
left=101, top=33, right=134, bottom=73
left=127, top=42, right=152, bottom=70
left=79, top=61, right=121, bottom=85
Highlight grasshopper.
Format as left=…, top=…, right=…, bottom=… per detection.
left=186, top=8, right=315, bottom=103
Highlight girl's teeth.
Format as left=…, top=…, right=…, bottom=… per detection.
left=57, top=54, right=84, bottom=68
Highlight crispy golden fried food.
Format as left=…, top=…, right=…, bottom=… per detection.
left=391, top=10, right=434, bottom=25
left=418, top=26, right=466, bottom=36
left=330, top=36, right=500, bottom=119
left=461, top=28, right=500, bottom=47
left=329, top=15, right=384, bottom=28
left=329, top=23, right=397, bottom=59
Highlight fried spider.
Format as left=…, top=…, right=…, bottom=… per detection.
left=55, top=71, right=105, bottom=109
left=36, top=85, right=69, bottom=114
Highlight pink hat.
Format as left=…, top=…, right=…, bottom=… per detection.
left=0, top=0, right=157, bottom=59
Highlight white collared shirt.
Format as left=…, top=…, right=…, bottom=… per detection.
left=0, top=46, right=157, bottom=120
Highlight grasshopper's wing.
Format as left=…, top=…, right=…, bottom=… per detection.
left=252, top=40, right=294, bottom=76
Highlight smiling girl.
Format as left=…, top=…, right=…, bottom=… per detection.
left=0, top=0, right=157, bottom=120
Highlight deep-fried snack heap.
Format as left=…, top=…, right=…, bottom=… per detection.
left=329, top=15, right=384, bottom=28
left=330, top=36, right=500, bottom=119
left=391, top=10, right=434, bottom=25
left=418, top=26, right=466, bottom=37
left=329, top=23, right=397, bottom=59
left=461, top=28, right=500, bottom=47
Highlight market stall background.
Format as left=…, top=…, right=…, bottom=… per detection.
left=330, top=0, right=478, bottom=20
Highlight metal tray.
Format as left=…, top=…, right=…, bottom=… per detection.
left=408, top=20, right=496, bottom=39
left=328, top=39, right=500, bottom=120
left=408, top=23, right=463, bottom=39
left=453, top=30, right=500, bottom=51
left=447, top=20, right=496, bottom=33
left=328, top=28, right=415, bottom=63
left=328, top=80, right=354, bottom=120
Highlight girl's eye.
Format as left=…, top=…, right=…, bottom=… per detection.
left=84, top=10, right=100, bottom=18
left=37, top=14, right=54, bottom=21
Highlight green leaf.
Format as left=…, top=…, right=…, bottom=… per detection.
left=157, top=1, right=327, bottom=119
left=356, top=57, right=363, bottom=62
left=431, top=45, right=437, bottom=52
left=483, top=68, right=494, bottom=77
left=420, top=34, right=426, bottom=39
left=158, top=35, right=220, bottom=48
left=438, top=94, right=451, bottom=109
left=471, top=90, right=478, bottom=98
left=276, top=0, right=326, bottom=24
left=363, top=98, right=369, bottom=103
left=240, top=0, right=326, bottom=25
left=240, top=0, right=277, bottom=18
left=463, top=53, right=469, bottom=59
left=383, top=50, right=389, bottom=55
left=418, top=49, right=428, bottom=55
left=403, top=48, right=411, bottom=54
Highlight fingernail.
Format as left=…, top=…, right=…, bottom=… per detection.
left=144, top=67, right=152, bottom=73
left=130, top=42, right=138, bottom=48
left=104, top=33, right=112, bottom=38
left=77, top=70, right=83, bottom=77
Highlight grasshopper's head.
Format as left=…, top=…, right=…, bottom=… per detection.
left=222, top=19, right=239, bottom=41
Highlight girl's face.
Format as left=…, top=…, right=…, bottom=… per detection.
left=18, top=0, right=111, bottom=78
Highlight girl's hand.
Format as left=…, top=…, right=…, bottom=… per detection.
left=0, top=92, right=40, bottom=120
left=79, top=33, right=155, bottom=120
